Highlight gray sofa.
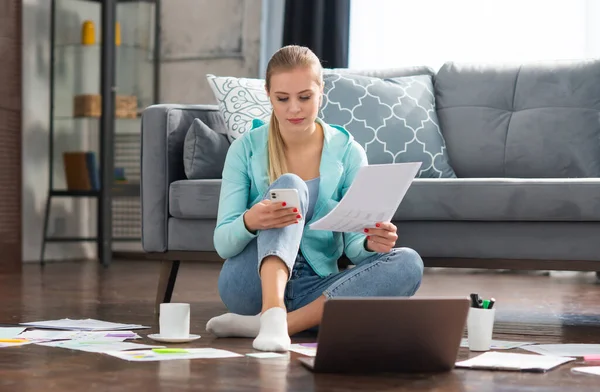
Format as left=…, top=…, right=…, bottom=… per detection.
left=142, top=59, right=600, bottom=308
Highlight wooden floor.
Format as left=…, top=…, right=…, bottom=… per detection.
left=1, top=260, right=600, bottom=392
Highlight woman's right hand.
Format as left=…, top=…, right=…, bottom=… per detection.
left=243, top=200, right=301, bottom=233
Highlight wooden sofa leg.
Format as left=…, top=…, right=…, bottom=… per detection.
left=155, top=260, right=181, bottom=314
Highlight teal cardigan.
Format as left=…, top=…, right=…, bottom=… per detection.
left=213, top=118, right=377, bottom=277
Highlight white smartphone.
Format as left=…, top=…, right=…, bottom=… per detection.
left=269, top=188, right=301, bottom=211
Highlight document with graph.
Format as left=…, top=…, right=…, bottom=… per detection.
left=309, top=162, right=421, bottom=233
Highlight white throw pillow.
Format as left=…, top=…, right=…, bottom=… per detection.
left=206, top=74, right=271, bottom=142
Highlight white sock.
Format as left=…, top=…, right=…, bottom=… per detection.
left=206, top=313, right=260, bottom=338
left=252, top=307, right=290, bottom=352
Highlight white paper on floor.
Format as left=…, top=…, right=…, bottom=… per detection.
left=288, top=343, right=317, bottom=357
left=20, top=318, right=149, bottom=331
left=246, top=352, right=287, bottom=359
left=521, top=344, right=600, bottom=357
left=0, top=341, right=33, bottom=348
left=572, top=366, right=600, bottom=376
left=36, top=340, right=164, bottom=353
left=460, top=338, right=535, bottom=350
left=455, top=352, right=575, bottom=372
left=106, top=348, right=243, bottom=362
left=19, top=330, right=141, bottom=342
left=0, top=327, right=26, bottom=339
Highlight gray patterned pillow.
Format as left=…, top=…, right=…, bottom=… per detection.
left=319, top=73, right=456, bottom=178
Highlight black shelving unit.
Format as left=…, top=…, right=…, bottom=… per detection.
left=41, top=0, right=161, bottom=267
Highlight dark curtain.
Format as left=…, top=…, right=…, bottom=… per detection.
left=282, top=0, right=351, bottom=68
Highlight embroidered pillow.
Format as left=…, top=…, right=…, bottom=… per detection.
left=206, top=74, right=271, bottom=142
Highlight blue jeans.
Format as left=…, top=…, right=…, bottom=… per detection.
left=217, top=174, right=424, bottom=316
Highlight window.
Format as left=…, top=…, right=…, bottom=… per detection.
left=349, top=0, right=600, bottom=71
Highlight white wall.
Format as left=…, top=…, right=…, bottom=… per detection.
left=349, top=0, right=599, bottom=71
left=159, top=0, right=262, bottom=105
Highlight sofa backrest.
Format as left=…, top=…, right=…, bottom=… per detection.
left=434, top=59, right=600, bottom=178
left=326, top=65, right=436, bottom=79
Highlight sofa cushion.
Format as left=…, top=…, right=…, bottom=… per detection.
left=395, top=178, right=600, bottom=221
left=435, top=59, right=600, bottom=178
left=183, top=118, right=230, bottom=179
left=320, top=72, right=456, bottom=178
left=169, top=178, right=600, bottom=221
left=169, top=179, right=221, bottom=219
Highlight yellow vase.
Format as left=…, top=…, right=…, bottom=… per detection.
left=115, top=21, right=121, bottom=46
left=81, top=20, right=95, bottom=45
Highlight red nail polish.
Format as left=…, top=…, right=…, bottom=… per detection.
left=367, top=236, right=370, bottom=240
left=376, top=223, right=381, bottom=228
left=296, top=215, right=301, bottom=219
left=364, top=228, right=369, bottom=233
left=282, top=202, right=286, bottom=207
left=295, top=221, right=299, bottom=224
left=293, top=208, right=298, bottom=212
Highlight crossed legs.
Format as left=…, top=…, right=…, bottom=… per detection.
left=208, top=246, right=423, bottom=351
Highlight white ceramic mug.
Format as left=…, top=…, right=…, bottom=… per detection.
left=467, top=307, right=495, bottom=351
left=159, top=303, right=190, bottom=338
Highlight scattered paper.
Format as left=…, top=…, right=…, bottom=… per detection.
left=455, top=352, right=575, bottom=372
left=246, top=352, right=287, bottom=359
left=18, top=330, right=141, bottom=342
left=106, top=348, right=243, bottom=362
left=0, top=327, right=26, bottom=339
left=20, top=318, right=149, bottom=331
left=289, top=343, right=317, bottom=357
left=36, top=340, right=163, bottom=353
left=572, top=366, right=600, bottom=376
left=460, top=338, right=535, bottom=350
left=309, top=162, right=421, bottom=232
left=0, top=340, right=32, bottom=348
left=521, top=344, right=600, bottom=357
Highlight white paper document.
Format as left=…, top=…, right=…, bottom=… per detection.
left=288, top=343, right=317, bottom=357
left=20, top=318, right=149, bottom=331
left=455, top=352, right=575, bottom=372
left=0, top=340, right=33, bottom=348
left=521, top=344, right=600, bottom=357
left=246, top=352, right=288, bottom=359
left=460, top=338, right=535, bottom=350
left=0, top=327, right=26, bottom=339
left=18, top=330, right=141, bottom=341
left=310, top=162, right=421, bottom=233
left=572, top=366, right=600, bottom=376
left=106, top=348, right=243, bottom=362
left=36, top=340, right=164, bottom=353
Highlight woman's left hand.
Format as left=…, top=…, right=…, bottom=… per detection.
left=364, top=222, right=398, bottom=253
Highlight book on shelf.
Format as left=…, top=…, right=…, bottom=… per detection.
left=63, top=151, right=99, bottom=191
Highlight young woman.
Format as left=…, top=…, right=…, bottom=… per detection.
left=206, top=45, right=424, bottom=352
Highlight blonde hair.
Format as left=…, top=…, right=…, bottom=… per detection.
left=265, top=45, right=323, bottom=183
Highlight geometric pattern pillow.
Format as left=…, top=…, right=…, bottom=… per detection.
left=320, top=72, right=456, bottom=178
left=206, top=74, right=271, bottom=142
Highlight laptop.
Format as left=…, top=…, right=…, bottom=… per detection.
left=298, top=296, right=470, bottom=373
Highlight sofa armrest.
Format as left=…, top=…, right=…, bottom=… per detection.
left=141, top=104, right=225, bottom=252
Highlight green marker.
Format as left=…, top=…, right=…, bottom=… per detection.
left=152, top=348, right=189, bottom=354
left=482, top=300, right=490, bottom=309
